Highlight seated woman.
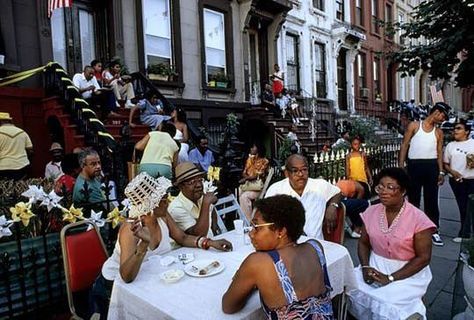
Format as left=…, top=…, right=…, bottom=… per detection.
left=239, top=143, right=269, bottom=221
left=348, top=167, right=436, bottom=320
left=128, top=92, right=171, bottom=130
left=102, top=173, right=232, bottom=283
left=222, top=195, right=333, bottom=319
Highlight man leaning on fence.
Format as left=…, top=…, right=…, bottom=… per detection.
left=265, top=154, right=343, bottom=239
left=73, top=148, right=105, bottom=206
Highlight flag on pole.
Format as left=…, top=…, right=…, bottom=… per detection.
left=429, top=85, right=444, bottom=104
left=48, top=0, right=72, bottom=18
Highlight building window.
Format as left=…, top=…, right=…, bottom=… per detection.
left=398, top=13, right=405, bottom=45
left=385, top=4, right=393, bottom=39
left=371, top=0, right=379, bottom=33
left=373, top=57, right=381, bottom=100
left=355, top=0, right=363, bottom=26
left=286, top=34, right=300, bottom=91
left=203, top=8, right=226, bottom=81
left=314, top=42, right=327, bottom=98
left=336, top=0, right=344, bottom=21
left=142, top=0, right=172, bottom=66
left=357, top=53, right=367, bottom=90
left=313, top=0, right=324, bottom=11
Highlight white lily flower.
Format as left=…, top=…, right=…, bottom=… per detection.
left=40, top=190, right=63, bottom=212
left=0, top=215, right=14, bottom=239
left=203, top=180, right=217, bottom=193
left=87, top=210, right=106, bottom=230
left=21, top=185, right=46, bottom=204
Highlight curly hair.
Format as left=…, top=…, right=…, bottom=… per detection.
left=253, top=195, right=305, bottom=242
left=374, top=167, right=411, bottom=193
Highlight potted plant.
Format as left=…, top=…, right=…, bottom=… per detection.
left=147, top=63, right=169, bottom=81
left=208, top=74, right=217, bottom=87
left=214, top=72, right=230, bottom=88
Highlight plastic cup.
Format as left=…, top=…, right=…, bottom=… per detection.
left=233, top=219, right=244, bottom=235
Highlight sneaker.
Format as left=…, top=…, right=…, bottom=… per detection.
left=125, top=100, right=135, bottom=109
left=349, top=230, right=361, bottom=239
left=432, top=234, right=444, bottom=246
left=452, top=237, right=463, bottom=243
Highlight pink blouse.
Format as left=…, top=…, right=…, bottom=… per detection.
left=361, top=201, right=436, bottom=261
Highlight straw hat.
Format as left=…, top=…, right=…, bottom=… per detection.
left=174, top=162, right=205, bottom=186
left=0, top=112, right=12, bottom=120
left=49, top=142, right=64, bottom=151
left=125, top=172, right=172, bottom=218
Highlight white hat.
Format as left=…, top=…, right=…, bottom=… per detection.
left=125, top=172, right=172, bottom=218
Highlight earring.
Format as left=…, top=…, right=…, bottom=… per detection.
left=278, top=235, right=282, bottom=239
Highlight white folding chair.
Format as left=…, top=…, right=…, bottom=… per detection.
left=214, top=194, right=249, bottom=232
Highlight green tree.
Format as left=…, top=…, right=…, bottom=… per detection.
left=386, top=0, right=474, bottom=87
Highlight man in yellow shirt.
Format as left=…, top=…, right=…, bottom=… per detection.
left=0, top=112, right=33, bottom=180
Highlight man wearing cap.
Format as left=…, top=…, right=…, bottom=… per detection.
left=0, top=112, right=33, bottom=180
left=45, top=143, right=64, bottom=181
left=168, top=162, right=219, bottom=237
left=399, top=102, right=450, bottom=246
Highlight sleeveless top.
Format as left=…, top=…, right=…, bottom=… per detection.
left=348, top=154, right=367, bottom=183
left=261, top=240, right=334, bottom=320
left=407, top=121, right=437, bottom=159
left=101, top=217, right=173, bottom=281
left=174, top=128, right=184, bottom=141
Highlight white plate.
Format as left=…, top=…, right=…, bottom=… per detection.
left=184, top=259, right=225, bottom=278
left=160, top=269, right=184, bottom=283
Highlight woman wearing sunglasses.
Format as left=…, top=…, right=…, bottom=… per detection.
left=347, top=167, right=436, bottom=320
left=443, top=120, right=474, bottom=242
left=222, top=195, right=334, bottom=319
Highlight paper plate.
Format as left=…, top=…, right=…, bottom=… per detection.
left=160, top=269, right=184, bottom=283
left=184, top=259, right=225, bottom=278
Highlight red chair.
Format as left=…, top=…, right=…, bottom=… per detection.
left=323, top=203, right=346, bottom=244
left=60, top=220, right=109, bottom=319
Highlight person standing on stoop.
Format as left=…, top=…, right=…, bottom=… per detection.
left=399, top=102, right=450, bottom=246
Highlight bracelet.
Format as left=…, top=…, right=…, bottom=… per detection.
left=201, top=238, right=210, bottom=250
left=195, top=236, right=203, bottom=248
left=197, top=237, right=206, bottom=249
left=361, top=265, right=371, bottom=269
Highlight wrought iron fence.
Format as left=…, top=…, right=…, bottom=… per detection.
left=310, top=143, right=401, bottom=183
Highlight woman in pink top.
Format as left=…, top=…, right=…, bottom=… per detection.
left=348, top=167, right=436, bottom=320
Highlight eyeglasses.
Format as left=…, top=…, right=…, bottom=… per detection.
left=249, top=222, right=275, bottom=232
left=374, top=184, right=400, bottom=194
left=287, top=167, right=308, bottom=175
left=454, top=126, right=465, bottom=130
left=183, top=177, right=204, bottom=186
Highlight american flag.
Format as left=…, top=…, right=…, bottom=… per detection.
left=48, top=0, right=72, bottom=18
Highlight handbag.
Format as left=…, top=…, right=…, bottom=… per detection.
left=127, top=149, right=139, bottom=181
left=240, top=178, right=264, bottom=192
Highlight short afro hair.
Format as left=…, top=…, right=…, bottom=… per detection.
left=253, top=195, right=305, bottom=242
left=374, top=167, right=411, bottom=193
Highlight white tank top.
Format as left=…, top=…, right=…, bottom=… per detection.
left=101, top=217, right=173, bottom=280
left=408, top=121, right=437, bottom=159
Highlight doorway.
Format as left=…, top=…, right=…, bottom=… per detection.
left=337, top=49, right=348, bottom=110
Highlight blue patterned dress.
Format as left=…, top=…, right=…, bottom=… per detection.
left=261, top=240, right=334, bottom=320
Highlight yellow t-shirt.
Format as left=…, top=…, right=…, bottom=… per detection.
left=348, top=154, right=367, bottom=183
left=0, top=124, right=33, bottom=170
left=140, top=131, right=179, bottom=166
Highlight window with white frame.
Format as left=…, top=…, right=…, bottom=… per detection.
left=357, top=53, right=367, bottom=90
left=336, top=0, right=344, bottom=21
left=286, top=34, right=300, bottom=91
left=371, top=0, right=379, bottom=33
left=313, top=0, right=324, bottom=11
left=355, top=0, right=363, bottom=26
left=373, top=57, right=381, bottom=99
left=203, top=8, right=226, bottom=82
left=398, top=13, right=405, bottom=45
left=142, top=0, right=172, bottom=67
left=314, top=42, right=327, bottom=98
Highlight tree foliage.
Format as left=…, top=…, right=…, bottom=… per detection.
left=386, top=0, right=474, bottom=87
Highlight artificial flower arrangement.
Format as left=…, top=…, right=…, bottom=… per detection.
left=0, top=184, right=129, bottom=240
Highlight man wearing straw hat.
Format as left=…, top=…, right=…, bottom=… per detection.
left=0, top=112, right=33, bottom=180
left=168, top=162, right=220, bottom=237
left=44, top=142, right=64, bottom=181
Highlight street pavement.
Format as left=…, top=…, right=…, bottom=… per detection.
left=343, top=178, right=466, bottom=320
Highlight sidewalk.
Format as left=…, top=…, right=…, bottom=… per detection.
left=343, top=179, right=465, bottom=320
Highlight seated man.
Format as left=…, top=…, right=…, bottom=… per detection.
left=45, top=142, right=64, bottom=181
left=102, top=60, right=135, bottom=108
left=168, top=162, right=220, bottom=237
left=72, top=65, right=118, bottom=117
left=73, top=148, right=105, bottom=207
left=188, top=135, right=214, bottom=172
left=265, top=154, right=342, bottom=240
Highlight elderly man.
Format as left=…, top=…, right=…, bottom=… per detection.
left=0, top=112, right=33, bottom=180
left=168, top=162, right=219, bottom=237
left=73, top=148, right=105, bottom=205
left=265, top=154, right=342, bottom=240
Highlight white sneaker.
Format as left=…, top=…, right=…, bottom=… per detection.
left=432, top=233, right=444, bottom=246
left=115, top=101, right=121, bottom=108
left=452, top=237, right=462, bottom=243
left=125, top=100, right=135, bottom=108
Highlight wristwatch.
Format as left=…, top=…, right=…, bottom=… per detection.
left=388, top=274, right=395, bottom=282
left=330, top=202, right=340, bottom=208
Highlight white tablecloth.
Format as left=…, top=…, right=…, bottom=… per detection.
left=108, top=231, right=357, bottom=320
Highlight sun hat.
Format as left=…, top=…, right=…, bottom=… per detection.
left=174, top=162, right=206, bottom=186
left=0, top=112, right=12, bottom=120
left=49, top=142, right=64, bottom=151
left=125, top=172, right=172, bottom=218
